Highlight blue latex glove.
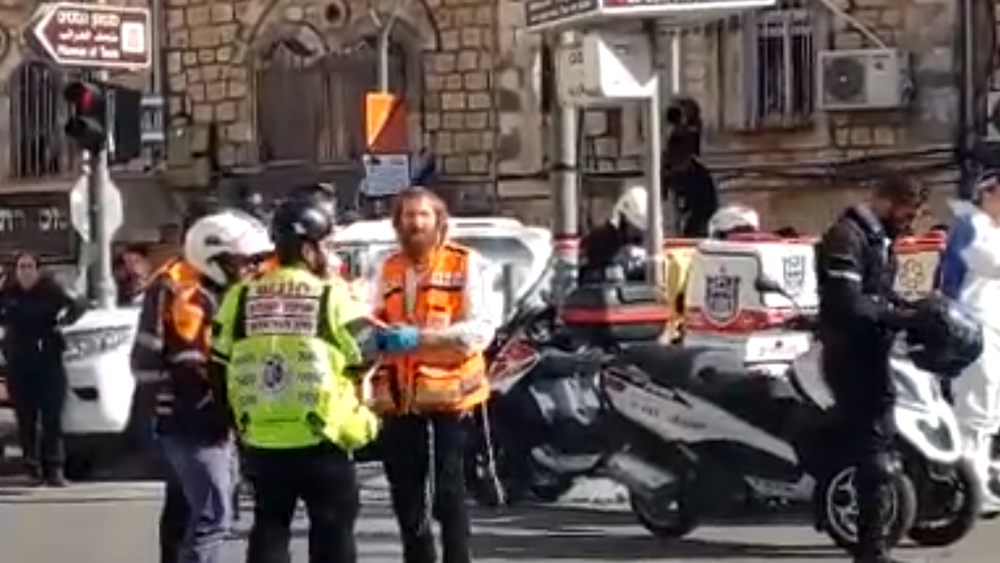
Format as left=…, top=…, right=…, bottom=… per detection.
left=376, top=325, right=420, bottom=353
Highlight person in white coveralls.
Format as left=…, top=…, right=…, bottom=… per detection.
left=939, top=171, right=1000, bottom=512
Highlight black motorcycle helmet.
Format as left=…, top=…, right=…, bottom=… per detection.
left=290, top=182, right=337, bottom=220
left=270, top=196, right=335, bottom=263
left=905, top=295, right=983, bottom=377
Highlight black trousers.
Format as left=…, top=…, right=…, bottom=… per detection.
left=843, top=409, right=896, bottom=561
left=6, top=361, right=67, bottom=472
left=244, top=442, right=359, bottom=563
left=160, top=465, right=191, bottom=563
left=382, top=413, right=471, bottom=563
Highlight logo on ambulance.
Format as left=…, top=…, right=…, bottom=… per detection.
left=781, top=255, right=807, bottom=295
left=704, top=272, right=741, bottom=325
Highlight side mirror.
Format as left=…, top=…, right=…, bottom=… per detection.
left=754, top=276, right=785, bottom=295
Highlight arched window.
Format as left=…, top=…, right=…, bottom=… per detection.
left=254, top=36, right=327, bottom=162
left=9, top=62, right=66, bottom=179
left=252, top=25, right=409, bottom=165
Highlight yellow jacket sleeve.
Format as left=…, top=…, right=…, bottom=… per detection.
left=326, top=279, right=371, bottom=367
left=210, top=283, right=245, bottom=367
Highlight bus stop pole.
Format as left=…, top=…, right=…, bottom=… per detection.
left=645, top=74, right=665, bottom=286
left=551, top=31, right=581, bottom=304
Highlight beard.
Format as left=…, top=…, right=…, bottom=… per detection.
left=400, top=228, right=439, bottom=260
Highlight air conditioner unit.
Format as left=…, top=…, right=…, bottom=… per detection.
left=817, top=49, right=910, bottom=111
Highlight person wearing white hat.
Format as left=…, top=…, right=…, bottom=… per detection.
left=707, top=204, right=761, bottom=239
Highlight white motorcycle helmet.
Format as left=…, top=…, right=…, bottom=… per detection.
left=707, top=205, right=760, bottom=239
left=183, top=209, right=274, bottom=285
left=610, top=184, right=649, bottom=231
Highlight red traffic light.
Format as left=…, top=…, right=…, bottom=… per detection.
left=64, top=81, right=104, bottom=111
left=63, top=80, right=108, bottom=151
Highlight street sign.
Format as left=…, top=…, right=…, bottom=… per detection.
left=525, top=0, right=776, bottom=31
left=556, top=31, right=653, bottom=106
left=70, top=171, right=123, bottom=242
left=526, top=0, right=601, bottom=30
left=0, top=192, right=76, bottom=263
left=30, top=2, right=151, bottom=69
left=361, top=153, right=411, bottom=197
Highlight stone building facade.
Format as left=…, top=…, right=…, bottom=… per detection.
left=0, top=0, right=993, bottom=251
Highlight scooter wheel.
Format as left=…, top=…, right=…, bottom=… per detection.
left=629, top=489, right=699, bottom=539
left=815, top=466, right=917, bottom=552
left=908, top=459, right=982, bottom=547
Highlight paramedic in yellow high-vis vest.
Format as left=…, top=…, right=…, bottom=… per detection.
left=207, top=196, right=380, bottom=563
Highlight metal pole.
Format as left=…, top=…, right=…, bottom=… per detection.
left=374, top=0, right=406, bottom=93
left=645, top=74, right=665, bottom=286
left=670, top=32, right=682, bottom=96
left=666, top=30, right=682, bottom=236
left=377, top=24, right=392, bottom=92
left=957, top=0, right=977, bottom=198
left=90, top=63, right=115, bottom=309
left=551, top=31, right=580, bottom=303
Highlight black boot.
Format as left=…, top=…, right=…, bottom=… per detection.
left=854, top=470, right=899, bottom=563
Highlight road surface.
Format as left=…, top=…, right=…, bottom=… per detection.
left=1, top=471, right=997, bottom=563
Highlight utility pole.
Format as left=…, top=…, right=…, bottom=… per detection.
left=550, top=31, right=581, bottom=303
left=90, top=79, right=115, bottom=309
left=64, top=78, right=115, bottom=309
left=958, top=0, right=978, bottom=198
left=644, top=24, right=665, bottom=286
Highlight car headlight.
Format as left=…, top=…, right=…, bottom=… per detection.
left=63, top=325, right=134, bottom=363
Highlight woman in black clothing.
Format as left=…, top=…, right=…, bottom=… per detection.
left=0, top=252, right=85, bottom=485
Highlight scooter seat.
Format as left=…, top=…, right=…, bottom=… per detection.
left=616, top=343, right=747, bottom=392
left=615, top=344, right=800, bottom=437
left=535, top=348, right=603, bottom=379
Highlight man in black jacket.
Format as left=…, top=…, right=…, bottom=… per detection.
left=815, top=173, right=926, bottom=563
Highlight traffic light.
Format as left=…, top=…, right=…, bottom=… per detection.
left=64, top=80, right=108, bottom=152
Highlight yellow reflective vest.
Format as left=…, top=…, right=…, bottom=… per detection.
left=210, top=266, right=379, bottom=451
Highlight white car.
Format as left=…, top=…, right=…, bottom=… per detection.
left=0, top=307, right=140, bottom=478
left=61, top=307, right=141, bottom=478
left=334, top=217, right=553, bottom=320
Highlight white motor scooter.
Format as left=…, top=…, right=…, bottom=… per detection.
left=791, top=328, right=982, bottom=547
left=600, top=277, right=981, bottom=550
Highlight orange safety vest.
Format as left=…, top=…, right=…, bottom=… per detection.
left=370, top=243, right=489, bottom=414
left=133, top=260, right=218, bottom=417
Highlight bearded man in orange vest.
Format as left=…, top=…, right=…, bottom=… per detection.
left=369, top=187, right=495, bottom=563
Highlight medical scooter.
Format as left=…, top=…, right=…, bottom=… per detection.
left=599, top=278, right=981, bottom=550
